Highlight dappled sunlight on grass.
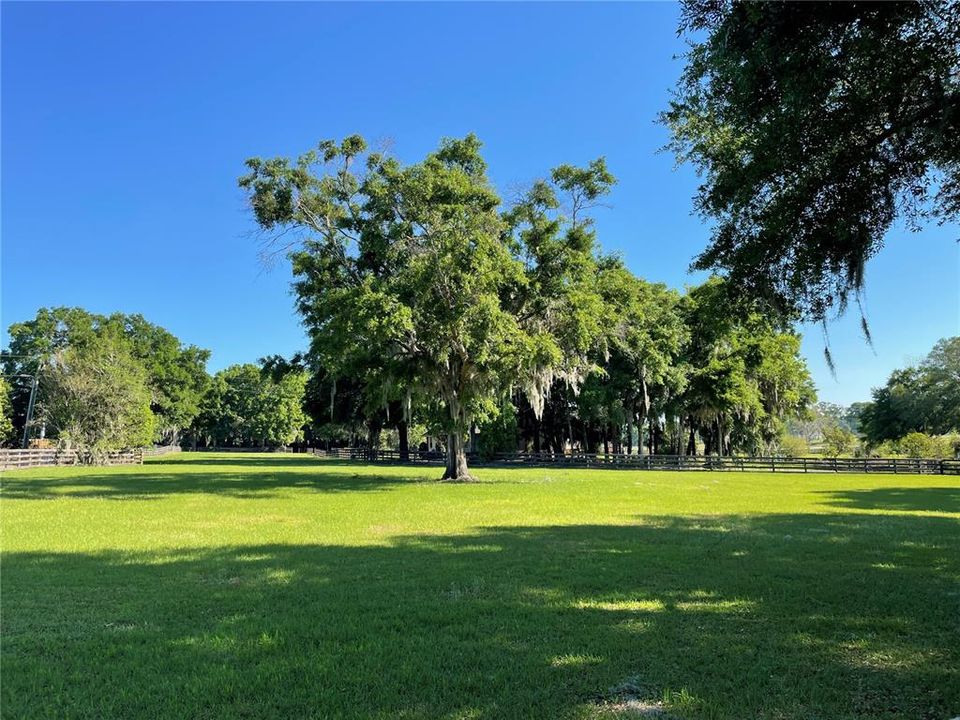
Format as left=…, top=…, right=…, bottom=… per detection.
left=2, top=454, right=958, bottom=718
left=573, top=599, right=667, bottom=613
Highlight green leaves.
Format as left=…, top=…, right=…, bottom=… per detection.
left=39, top=334, right=156, bottom=459
left=859, top=336, right=960, bottom=443
left=3, top=308, right=210, bottom=445
left=240, top=135, right=617, bottom=475
left=194, top=364, right=307, bottom=447
left=666, top=1, right=960, bottom=321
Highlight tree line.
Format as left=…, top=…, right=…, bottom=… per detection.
left=5, top=319, right=955, bottom=468
left=780, top=337, right=960, bottom=459
left=2, top=126, right=818, bottom=473
left=239, top=134, right=815, bottom=479
left=1, top=308, right=306, bottom=459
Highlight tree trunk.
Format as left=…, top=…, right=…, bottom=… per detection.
left=398, top=419, right=409, bottom=461
left=442, top=431, right=474, bottom=481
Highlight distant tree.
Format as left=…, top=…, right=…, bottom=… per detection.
left=844, top=402, right=870, bottom=435
left=3, top=307, right=209, bottom=444
left=0, top=377, right=16, bottom=447
left=789, top=402, right=863, bottom=443
left=920, top=337, right=960, bottom=433
left=593, top=260, right=687, bottom=454
left=240, top=135, right=609, bottom=480
left=39, top=335, right=155, bottom=462
left=101, top=314, right=211, bottom=445
left=821, top=423, right=858, bottom=458
left=2, top=307, right=100, bottom=438
left=896, top=431, right=936, bottom=459
left=192, top=364, right=307, bottom=447
left=674, top=278, right=815, bottom=456
left=859, top=337, right=960, bottom=444
left=664, top=1, right=960, bottom=323
left=262, top=369, right=309, bottom=446
left=777, top=434, right=809, bottom=458
left=258, top=353, right=306, bottom=383
left=859, top=368, right=925, bottom=443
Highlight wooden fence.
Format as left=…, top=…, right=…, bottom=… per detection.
left=312, top=448, right=960, bottom=475
left=0, top=448, right=144, bottom=471
left=142, top=445, right=182, bottom=457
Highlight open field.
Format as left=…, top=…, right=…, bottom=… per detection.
left=2, top=453, right=958, bottom=719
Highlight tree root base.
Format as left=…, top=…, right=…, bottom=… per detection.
left=440, top=473, right=478, bottom=483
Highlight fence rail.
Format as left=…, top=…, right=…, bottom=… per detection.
left=142, top=445, right=182, bottom=457
left=0, top=448, right=144, bottom=470
left=312, top=448, right=960, bottom=475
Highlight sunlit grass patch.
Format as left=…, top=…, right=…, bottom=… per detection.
left=2, top=453, right=958, bottom=719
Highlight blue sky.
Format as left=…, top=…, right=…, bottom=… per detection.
left=2, top=2, right=957, bottom=405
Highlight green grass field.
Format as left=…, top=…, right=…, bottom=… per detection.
left=2, top=453, right=958, bottom=719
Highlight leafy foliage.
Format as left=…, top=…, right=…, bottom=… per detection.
left=39, top=335, right=155, bottom=461
left=192, top=364, right=307, bottom=448
left=671, top=278, right=815, bottom=455
left=859, top=336, right=960, bottom=443
left=664, top=1, right=960, bottom=321
left=240, top=135, right=611, bottom=478
left=0, top=377, right=17, bottom=447
left=821, top=423, right=859, bottom=458
left=777, top=434, right=809, bottom=459
left=3, top=307, right=210, bottom=444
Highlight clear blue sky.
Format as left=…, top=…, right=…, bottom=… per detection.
left=2, top=2, right=957, bottom=405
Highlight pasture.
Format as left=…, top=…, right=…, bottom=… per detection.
left=2, top=453, right=958, bottom=719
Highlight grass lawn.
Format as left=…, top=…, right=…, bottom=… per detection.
left=2, top=453, right=958, bottom=719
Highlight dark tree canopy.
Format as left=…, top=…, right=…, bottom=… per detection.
left=3, top=307, right=210, bottom=445
left=665, top=0, right=960, bottom=321
left=859, top=336, right=960, bottom=443
left=239, top=134, right=612, bottom=480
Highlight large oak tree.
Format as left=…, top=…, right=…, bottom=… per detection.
left=240, top=135, right=609, bottom=479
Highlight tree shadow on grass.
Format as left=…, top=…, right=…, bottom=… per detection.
left=0, top=466, right=414, bottom=501
left=816, top=486, right=960, bottom=514
left=4, top=513, right=958, bottom=719
left=148, top=454, right=330, bottom=468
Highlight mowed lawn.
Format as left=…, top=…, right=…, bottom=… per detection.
left=2, top=454, right=958, bottom=720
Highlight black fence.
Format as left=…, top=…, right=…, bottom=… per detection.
left=312, top=448, right=960, bottom=475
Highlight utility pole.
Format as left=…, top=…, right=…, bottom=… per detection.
left=1, top=353, right=44, bottom=449
left=21, top=368, right=40, bottom=448
left=18, top=358, right=44, bottom=449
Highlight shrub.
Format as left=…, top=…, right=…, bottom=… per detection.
left=821, top=424, right=858, bottom=457
left=893, top=432, right=960, bottom=459
left=896, top=432, right=935, bottom=458
left=40, top=336, right=155, bottom=463
left=777, top=435, right=809, bottom=457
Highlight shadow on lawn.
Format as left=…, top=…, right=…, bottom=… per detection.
left=149, top=455, right=330, bottom=468
left=0, top=465, right=414, bottom=501
left=817, top=486, right=960, bottom=514
left=4, top=513, right=958, bottom=719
